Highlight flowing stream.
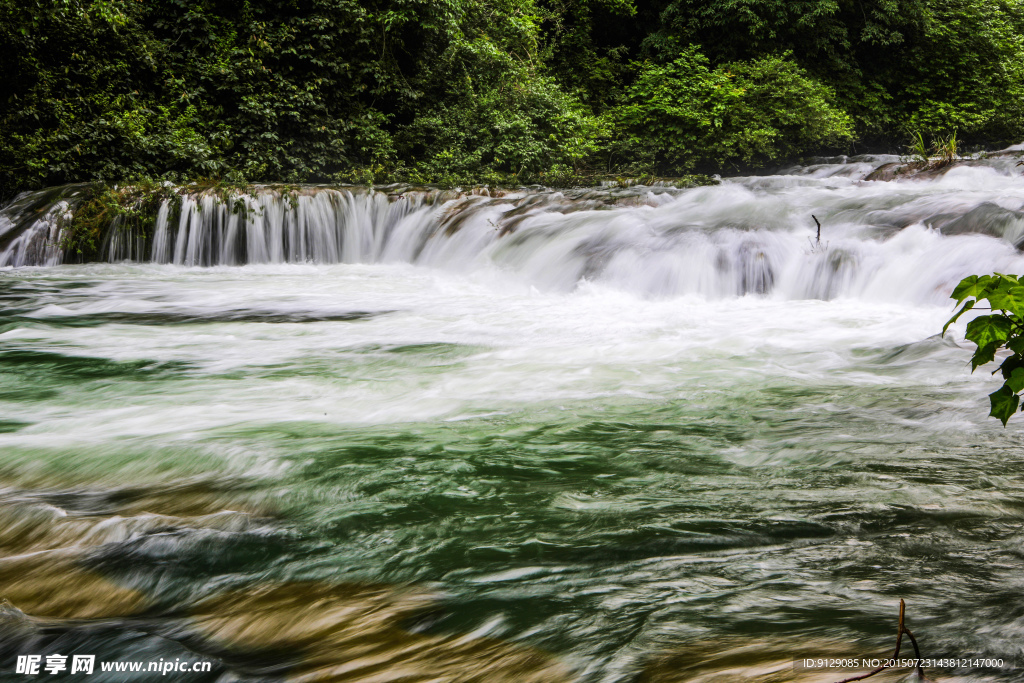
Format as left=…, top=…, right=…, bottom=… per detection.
left=2, top=154, right=1024, bottom=681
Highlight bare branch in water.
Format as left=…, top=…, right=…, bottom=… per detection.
left=832, top=600, right=929, bottom=683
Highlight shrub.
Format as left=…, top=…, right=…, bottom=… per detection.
left=608, top=48, right=853, bottom=174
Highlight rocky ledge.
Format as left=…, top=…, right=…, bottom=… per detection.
left=866, top=149, right=1024, bottom=182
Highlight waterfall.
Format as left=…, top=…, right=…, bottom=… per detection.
left=3, top=154, right=1024, bottom=306
left=0, top=185, right=84, bottom=267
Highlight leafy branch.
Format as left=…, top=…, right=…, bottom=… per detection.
left=944, top=273, right=1024, bottom=425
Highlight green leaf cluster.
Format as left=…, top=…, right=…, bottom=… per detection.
left=945, top=274, right=1024, bottom=425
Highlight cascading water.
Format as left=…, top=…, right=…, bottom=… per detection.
left=3, top=152, right=1024, bottom=681
left=3, top=152, right=1024, bottom=307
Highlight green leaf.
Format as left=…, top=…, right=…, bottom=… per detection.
left=972, top=341, right=999, bottom=371
left=986, top=284, right=1024, bottom=316
left=964, top=315, right=1012, bottom=353
left=990, top=385, right=1020, bottom=427
left=951, top=275, right=991, bottom=304
left=1007, top=367, right=1024, bottom=394
left=1008, top=338, right=1024, bottom=355
left=942, top=299, right=974, bottom=336
left=998, top=354, right=1024, bottom=379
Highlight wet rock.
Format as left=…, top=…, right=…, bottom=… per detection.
left=924, top=202, right=1024, bottom=246
left=0, top=599, right=38, bottom=640
left=864, top=157, right=1020, bottom=182
left=863, top=161, right=946, bottom=182
left=190, top=582, right=575, bottom=682
left=639, top=636, right=908, bottom=682
left=0, top=555, right=150, bottom=619
left=738, top=243, right=775, bottom=295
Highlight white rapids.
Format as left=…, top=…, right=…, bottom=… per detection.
left=2, top=152, right=1024, bottom=308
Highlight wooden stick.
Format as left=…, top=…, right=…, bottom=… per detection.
left=832, top=600, right=927, bottom=683
left=903, top=625, right=926, bottom=680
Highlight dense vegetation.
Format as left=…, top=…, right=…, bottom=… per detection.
left=2, top=0, right=1023, bottom=198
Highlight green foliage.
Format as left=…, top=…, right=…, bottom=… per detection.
left=2, top=0, right=1024, bottom=195
left=1, top=0, right=596, bottom=195
left=944, top=274, right=1024, bottom=426
left=900, top=0, right=1024, bottom=141
left=931, top=130, right=960, bottom=164
left=908, top=132, right=930, bottom=164
left=536, top=0, right=640, bottom=111
left=397, top=68, right=601, bottom=181
left=608, top=48, right=853, bottom=173
left=904, top=129, right=961, bottom=166
left=644, top=0, right=1024, bottom=144
left=59, top=181, right=173, bottom=262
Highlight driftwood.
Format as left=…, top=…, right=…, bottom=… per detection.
left=807, top=214, right=829, bottom=253
left=833, top=600, right=928, bottom=683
